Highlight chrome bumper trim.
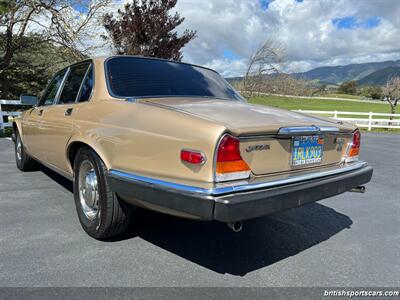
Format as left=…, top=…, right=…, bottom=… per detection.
left=109, top=161, right=368, bottom=197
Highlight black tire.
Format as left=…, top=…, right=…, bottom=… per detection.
left=14, top=131, right=38, bottom=171
left=73, top=146, right=132, bottom=240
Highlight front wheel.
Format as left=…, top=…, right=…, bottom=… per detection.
left=14, top=131, right=38, bottom=171
left=73, top=146, right=132, bottom=240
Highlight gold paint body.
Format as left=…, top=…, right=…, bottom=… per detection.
left=14, top=56, right=356, bottom=203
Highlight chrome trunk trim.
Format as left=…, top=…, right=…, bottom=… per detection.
left=277, top=126, right=340, bottom=136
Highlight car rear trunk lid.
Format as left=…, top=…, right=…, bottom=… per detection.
left=239, top=131, right=352, bottom=175
left=140, top=97, right=354, bottom=175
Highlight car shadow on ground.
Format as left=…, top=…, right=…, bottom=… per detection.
left=40, top=165, right=73, bottom=193
left=116, top=202, right=352, bottom=276
left=41, top=164, right=352, bottom=276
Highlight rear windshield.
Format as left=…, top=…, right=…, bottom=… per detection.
left=106, top=57, right=243, bottom=101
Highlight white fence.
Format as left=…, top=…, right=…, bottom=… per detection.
left=1, top=100, right=399, bottom=132
left=294, top=109, right=400, bottom=131
left=0, top=100, right=29, bottom=132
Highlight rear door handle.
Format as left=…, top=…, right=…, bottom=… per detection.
left=64, top=108, right=73, bottom=116
left=37, top=109, right=43, bottom=116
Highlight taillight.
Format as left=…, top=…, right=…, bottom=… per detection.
left=181, top=149, right=206, bottom=164
left=215, top=135, right=250, bottom=182
left=345, top=129, right=361, bottom=162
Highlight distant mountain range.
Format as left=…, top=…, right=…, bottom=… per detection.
left=357, top=66, right=400, bottom=85
left=292, top=59, right=400, bottom=86
left=226, top=59, right=400, bottom=86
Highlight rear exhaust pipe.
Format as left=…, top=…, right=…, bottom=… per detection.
left=350, top=186, right=366, bottom=193
left=227, top=221, right=243, bottom=232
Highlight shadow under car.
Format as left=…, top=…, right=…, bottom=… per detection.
left=41, top=164, right=353, bottom=276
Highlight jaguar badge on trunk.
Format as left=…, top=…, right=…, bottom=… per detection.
left=245, top=144, right=270, bottom=153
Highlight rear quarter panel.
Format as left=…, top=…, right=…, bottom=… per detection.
left=69, top=99, right=226, bottom=187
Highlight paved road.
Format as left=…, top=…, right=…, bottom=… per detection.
left=0, top=134, right=399, bottom=287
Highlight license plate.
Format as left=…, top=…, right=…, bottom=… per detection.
left=291, top=135, right=324, bottom=166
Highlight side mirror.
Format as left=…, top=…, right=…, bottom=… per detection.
left=20, top=94, right=37, bottom=106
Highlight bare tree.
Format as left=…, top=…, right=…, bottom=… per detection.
left=257, top=73, right=315, bottom=96
left=242, top=39, right=285, bottom=98
left=0, top=0, right=110, bottom=72
left=382, top=76, right=400, bottom=119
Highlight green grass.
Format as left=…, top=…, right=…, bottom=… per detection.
left=249, top=95, right=395, bottom=116
left=249, top=95, right=400, bottom=132
left=323, top=93, right=364, bottom=100
left=0, top=127, right=13, bottom=138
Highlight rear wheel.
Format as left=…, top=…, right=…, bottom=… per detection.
left=73, top=146, right=132, bottom=240
left=14, top=131, right=38, bottom=171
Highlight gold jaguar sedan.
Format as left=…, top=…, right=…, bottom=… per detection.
left=13, top=56, right=373, bottom=239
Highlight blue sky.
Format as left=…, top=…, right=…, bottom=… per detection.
left=173, top=0, right=400, bottom=76
left=332, top=16, right=381, bottom=30
left=74, top=0, right=90, bottom=13
left=84, top=0, right=400, bottom=77
left=261, top=0, right=302, bottom=10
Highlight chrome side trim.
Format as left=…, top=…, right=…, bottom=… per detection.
left=108, top=170, right=214, bottom=195
left=109, top=161, right=368, bottom=197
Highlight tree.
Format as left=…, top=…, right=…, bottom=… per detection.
left=0, top=0, right=12, bottom=16
left=0, top=0, right=110, bottom=72
left=338, top=80, right=358, bottom=95
left=361, top=85, right=382, bottom=100
left=0, top=34, right=77, bottom=99
left=103, top=0, right=197, bottom=61
left=242, top=39, right=285, bottom=98
left=382, top=76, right=400, bottom=118
left=0, top=0, right=110, bottom=98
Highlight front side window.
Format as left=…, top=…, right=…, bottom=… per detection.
left=39, top=70, right=67, bottom=106
left=58, top=63, right=90, bottom=104
left=106, top=57, right=244, bottom=101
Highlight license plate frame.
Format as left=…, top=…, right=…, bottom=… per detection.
left=291, top=135, right=324, bottom=166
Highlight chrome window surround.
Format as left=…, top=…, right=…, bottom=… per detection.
left=55, top=62, right=93, bottom=105
left=37, top=59, right=94, bottom=107
left=75, top=63, right=94, bottom=103
left=108, top=160, right=368, bottom=197
left=37, top=68, right=69, bottom=106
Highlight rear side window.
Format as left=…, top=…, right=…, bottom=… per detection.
left=77, top=65, right=94, bottom=103
left=39, top=70, right=67, bottom=106
left=58, top=63, right=90, bottom=104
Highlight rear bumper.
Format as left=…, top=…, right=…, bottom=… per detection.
left=107, top=162, right=373, bottom=222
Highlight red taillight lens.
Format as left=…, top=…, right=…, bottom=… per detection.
left=181, top=150, right=205, bottom=164
left=216, top=135, right=250, bottom=181
left=217, top=135, right=242, bottom=162
left=349, top=129, right=361, bottom=157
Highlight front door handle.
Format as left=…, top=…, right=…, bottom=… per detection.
left=64, top=108, right=73, bottom=116
left=37, top=109, right=43, bottom=116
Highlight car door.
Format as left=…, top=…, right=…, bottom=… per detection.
left=22, top=69, right=68, bottom=161
left=41, top=62, right=92, bottom=173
